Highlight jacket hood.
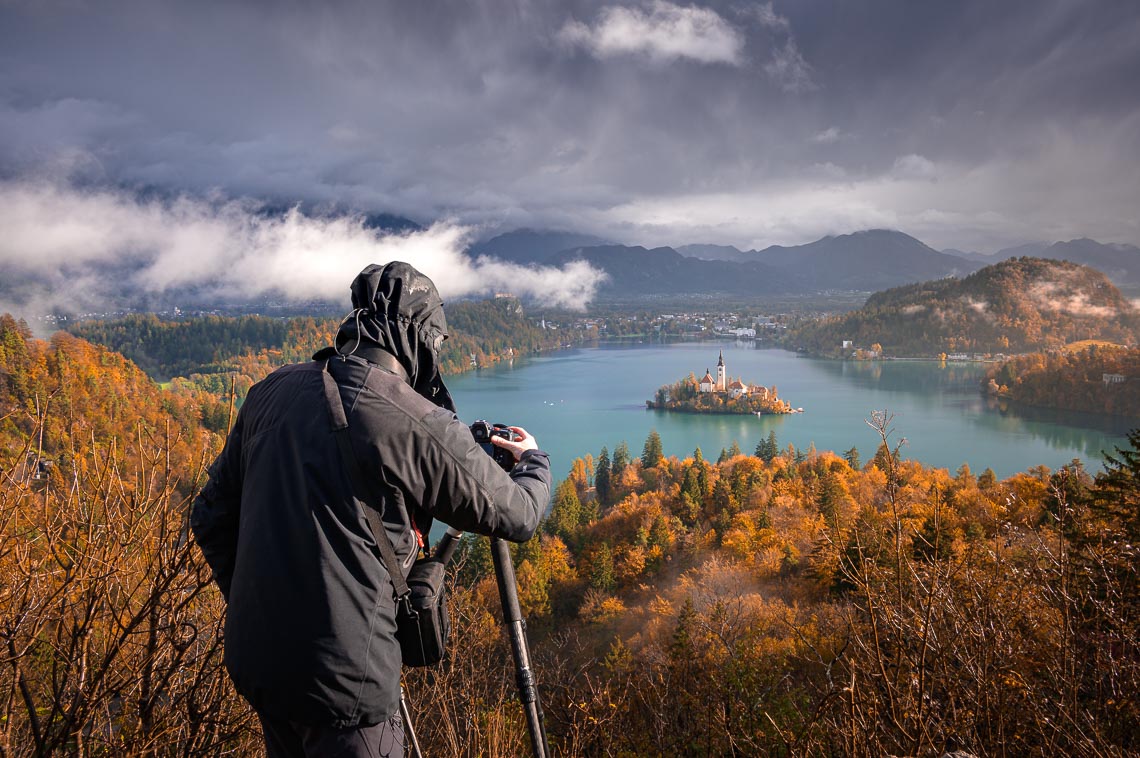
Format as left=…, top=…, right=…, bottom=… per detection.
left=326, top=261, right=455, bottom=412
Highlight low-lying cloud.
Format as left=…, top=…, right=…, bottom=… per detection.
left=0, top=180, right=607, bottom=317
left=1029, top=280, right=1119, bottom=319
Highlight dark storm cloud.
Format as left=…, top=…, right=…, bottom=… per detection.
left=1, top=0, right=1137, bottom=268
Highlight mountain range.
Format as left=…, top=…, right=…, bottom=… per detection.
left=471, top=227, right=1140, bottom=299
left=475, top=229, right=979, bottom=296
left=946, top=238, right=1140, bottom=287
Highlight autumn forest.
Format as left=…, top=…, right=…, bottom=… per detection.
left=2, top=308, right=1139, bottom=756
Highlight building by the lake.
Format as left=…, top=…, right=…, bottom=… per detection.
left=696, top=351, right=769, bottom=400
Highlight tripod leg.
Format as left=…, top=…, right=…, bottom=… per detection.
left=491, top=537, right=550, bottom=758
left=400, top=686, right=424, bottom=758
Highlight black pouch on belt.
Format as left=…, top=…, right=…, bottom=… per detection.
left=396, top=557, right=450, bottom=667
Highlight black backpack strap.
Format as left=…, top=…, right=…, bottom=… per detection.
left=320, top=360, right=411, bottom=601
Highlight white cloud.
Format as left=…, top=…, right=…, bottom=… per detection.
left=748, top=2, right=790, bottom=31
left=0, top=180, right=607, bottom=314
left=811, top=126, right=842, bottom=144
left=763, top=38, right=816, bottom=92
left=892, top=153, right=938, bottom=180
left=558, top=1, right=745, bottom=66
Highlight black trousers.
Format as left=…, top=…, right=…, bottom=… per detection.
left=258, top=710, right=405, bottom=758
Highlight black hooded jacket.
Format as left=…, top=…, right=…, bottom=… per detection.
left=190, top=263, right=551, bottom=727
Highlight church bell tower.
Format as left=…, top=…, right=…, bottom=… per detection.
left=717, top=350, right=726, bottom=391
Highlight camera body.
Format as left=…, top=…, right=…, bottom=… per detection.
left=470, top=420, right=518, bottom=472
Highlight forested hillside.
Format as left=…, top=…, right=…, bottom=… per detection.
left=791, top=257, right=1139, bottom=356
left=0, top=314, right=257, bottom=754
left=67, top=297, right=591, bottom=415
left=986, top=344, right=1140, bottom=418
left=3, top=316, right=1138, bottom=756
left=68, top=314, right=290, bottom=381
left=470, top=422, right=1140, bottom=755
left=440, top=296, right=594, bottom=372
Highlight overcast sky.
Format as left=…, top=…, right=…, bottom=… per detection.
left=1, top=0, right=1138, bottom=311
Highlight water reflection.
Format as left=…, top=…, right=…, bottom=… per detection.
left=810, top=357, right=1131, bottom=441
left=977, top=397, right=1134, bottom=457
left=808, top=357, right=987, bottom=396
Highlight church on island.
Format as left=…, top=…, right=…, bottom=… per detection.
left=647, top=350, right=792, bottom=415
left=697, top=351, right=769, bottom=401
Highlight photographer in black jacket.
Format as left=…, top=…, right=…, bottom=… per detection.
left=191, top=261, right=551, bottom=757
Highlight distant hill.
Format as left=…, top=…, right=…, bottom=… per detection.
left=469, top=229, right=612, bottom=264
left=464, top=227, right=1139, bottom=300
left=678, top=230, right=977, bottom=288
left=362, top=212, right=423, bottom=234
left=1041, top=238, right=1140, bottom=286
left=992, top=242, right=1051, bottom=259
left=947, top=238, right=1140, bottom=288
left=480, top=229, right=982, bottom=298
left=676, top=243, right=748, bottom=261
left=746, top=230, right=979, bottom=290
left=942, top=248, right=997, bottom=263
left=790, top=257, right=1140, bottom=357
left=546, top=245, right=799, bottom=296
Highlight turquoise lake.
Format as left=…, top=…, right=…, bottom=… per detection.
left=447, top=342, right=1133, bottom=481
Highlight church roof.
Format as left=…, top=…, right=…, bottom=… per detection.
left=700, top=371, right=715, bottom=384
left=728, top=379, right=746, bottom=389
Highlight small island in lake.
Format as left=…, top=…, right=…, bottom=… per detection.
left=647, top=350, right=796, bottom=415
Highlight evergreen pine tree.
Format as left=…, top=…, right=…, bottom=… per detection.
left=612, top=441, right=630, bottom=480
left=755, top=430, right=779, bottom=462
left=595, top=446, right=612, bottom=507
left=589, top=542, right=616, bottom=590
left=1094, top=429, right=1140, bottom=540
left=642, top=429, right=664, bottom=468
left=548, top=478, right=583, bottom=542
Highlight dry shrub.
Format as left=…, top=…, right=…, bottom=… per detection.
left=0, top=411, right=258, bottom=756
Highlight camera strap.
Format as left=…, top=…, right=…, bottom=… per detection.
left=320, top=360, right=411, bottom=603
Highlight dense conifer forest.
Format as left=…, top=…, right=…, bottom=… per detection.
left=3, top=313, right=1139, bottom=756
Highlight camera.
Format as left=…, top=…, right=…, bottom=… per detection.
left=470, top=420, right=518, bottom=472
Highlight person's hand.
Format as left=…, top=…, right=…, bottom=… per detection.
left=490, top=426, right=538, bottom=463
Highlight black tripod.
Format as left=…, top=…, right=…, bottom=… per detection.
left=403, top=526, right=549, bottom=758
